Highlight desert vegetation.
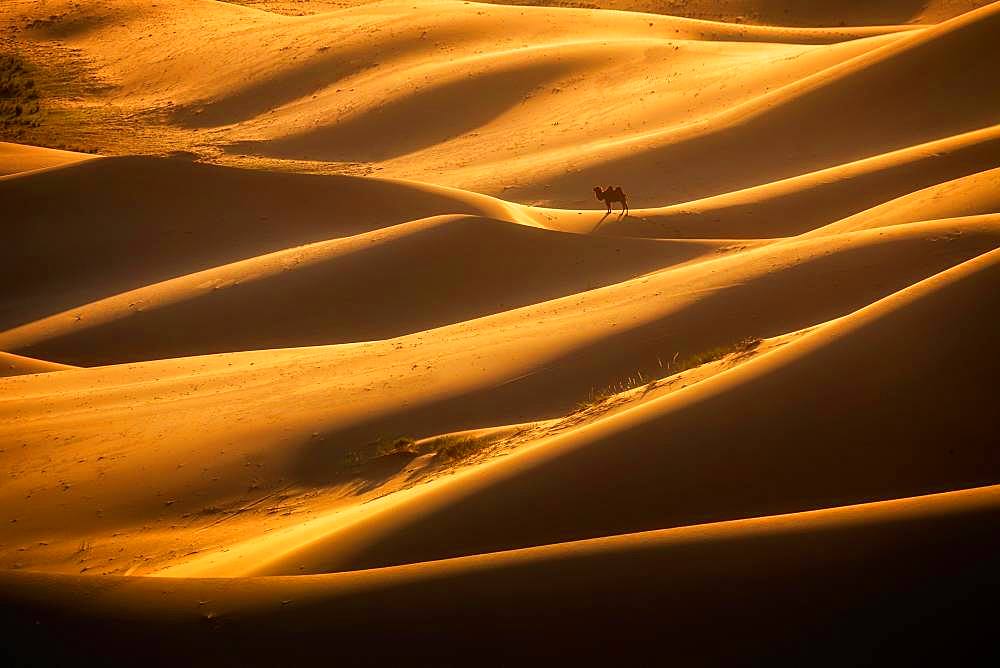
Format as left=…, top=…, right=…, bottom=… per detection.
left=0, top=54, right=41, bottom=132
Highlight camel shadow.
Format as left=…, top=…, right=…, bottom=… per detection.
left=591, top=210, right=628, bottom=233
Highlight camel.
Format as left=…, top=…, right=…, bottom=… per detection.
left=594, top=185, right=629, bottom=216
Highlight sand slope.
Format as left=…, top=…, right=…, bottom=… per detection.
left=2, top=485, right=997, bottom=663
left=547, top=125, right=1000, bottom=238
left=498, top=1, right=1000, bottom=206
left=491, top=0, right=997, bottom=27
left=0, top=213, right=730, bottom=364
left=0, top=142, right=95, bottom=176
left=0, top=155, right=523, bottom=329
left=1, top=216, right=996, bottom=577
left=158, top=247, right=1000, bottom=575
left=806, top=165, right=1000, bottom=237
left=2, top=0, right=998, bottom=661
left=0, top=352, right=76, bottom=377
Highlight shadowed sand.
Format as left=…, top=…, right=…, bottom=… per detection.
left=1, top=0, right=998, bottom=662
left=157, top=248, right=1000, bottom=576
left=2, top=485, right=997, bottom=663
left=0, top=212, right=731, bottom=364
left=0, top=142, right=95, bottom=176
left=0, top=351, right=76, bottom=377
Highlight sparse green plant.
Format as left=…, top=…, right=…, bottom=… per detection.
left=343, top=338, right=764, bottom=475
left=578, top=336, right=762, bottom=413
left=359, top=435, right=420, bottom=460
left=388, top=436, right=416, bottom=454
left=345, top=431, right=504, bottom=471
left=577, top=370, right=650, bottom=411
left=677, top=336, right=761, bottom=370
left=431, top=434, right=498, bottom=463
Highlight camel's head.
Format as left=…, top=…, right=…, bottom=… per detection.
left=593, top=186, right=603, bottom=198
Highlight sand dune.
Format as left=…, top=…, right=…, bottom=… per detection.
left=2, top=216, right=995, bottom=576
left=0, top=213, right=731, bottom=364
left=228, top=28, right=902, bottom=165
left=0, top=352, right=76, bottom=377
left=0, top=155, right=523, bottom=329
left=0, top=141, right=95, bottom=176
left=2, top=0, right=924, bottom=191
left=2, top=0, right=998, bottom=660
left=806, top=165, right=1000, bottom=237
left=220, top=0, right=994, bottom=25
left=2, top=485, right=997, bottom=663
left=158, top=247, right=1000, bottom=575
left=544, top=125, right=1000, bottom=238
left=492, top=0, right=997, bottom=27
left=497, top=1, right=1000, bottom=206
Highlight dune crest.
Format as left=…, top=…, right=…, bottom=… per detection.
left=1, top=0, right=997, bottom=662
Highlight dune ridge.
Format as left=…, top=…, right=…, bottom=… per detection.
left=2, top=484, right=997, bottom=663
left=2, top=0, right=998, bottom=662
left=0, top=351, right=77, bottom=377
left=157, top=246, right=1000, bottom=576
left=0, top=213, right=733, bottom=364
left=0, top=141, right=95, bottom=176
left=544, top=125, right=1000, bottom=237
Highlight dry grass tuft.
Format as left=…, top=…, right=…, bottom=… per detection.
left=579, top=336, right=763, bottom=412
left=0, top=54, right=42, bottom=131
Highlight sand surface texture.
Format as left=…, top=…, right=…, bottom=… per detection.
left=1, top=0, right=998, bottom=663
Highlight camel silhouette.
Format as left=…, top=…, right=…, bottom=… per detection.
left=594, top=185, right=628, bottom=216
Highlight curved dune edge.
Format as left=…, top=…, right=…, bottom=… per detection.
left=0, top=142, right=97, bottom=177
left=0, top=352, right=77, bottom=377
left=1, top=215, right=996, bottom=569
left=1, top=138, right=995, bottom=338
left=8, top=1, right=998, bottom=209
left=802, top=165, right=1000, bottom=238
left=479, top=0, right=996, bottom=27
left=3, top=135, right=997, bottom=359
left=485, top=1, right=1000, bottom=205
left=0, top=214, right=735, bottom=364
left=0, top=155, right=532, bottom=329
left=2, top=144, right=996, bottom=363
left=538, top=125, right=1000, bottom=238
left=155, top=244, right=1000, bottom=576
left=0, top=0, right=997, bottom=659
left=2, top=484, right=997, bottom=662
left=6, top=0, right=938, bottom=200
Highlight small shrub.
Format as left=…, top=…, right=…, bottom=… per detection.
left=678, top=336, right=761, bottom=370
left=0, top=54, right=43, bottom=129
left=579, top=336, right=762, bottom=413
left=366, top=436, right=419, bottom=458
left=432, top=435, right=488, bottom=463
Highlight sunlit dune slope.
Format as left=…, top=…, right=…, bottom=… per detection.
left=499, top=1, right=1000, bottom=206
left=6, top=1, right=997, bottom=209
left=0, top=214, right=730, bottom=365
left=805, top=165, right=1000, bottom=237
left=1, top=218, right=995, bottom=569
left=226, top=27, right=900, bottom=168
left=0, top=352, right=76, bottom=378
left=219, top=0, right=994, bottom=26
left=504, top=0, right=997, bottom=27
left=1, top=0, right=998, bottom=660
left=4, top=0, right=930, bottom=195
left=0, top=156, right=522, bottom=329
left=175, top=248, right=1000, bottom=575
left=2, top=486, right=997, bottom=663
left=547, top=126, right=1000, bottom=238
left=0, top=142, right=95, bottom=176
